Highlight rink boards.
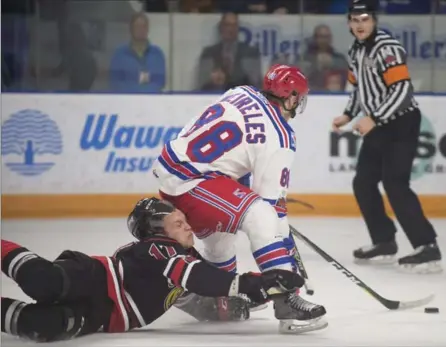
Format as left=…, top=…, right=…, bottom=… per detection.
left=1, top=93, right=445, bottom=218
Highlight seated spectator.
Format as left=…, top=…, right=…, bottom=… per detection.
left=302, top=24, right=348, bottom=92
left=1, top=0, right=34, bottom=91
left=270, top=51, right=301, bottom=68
left=324, top=71, right=347, bottom=92
left=197, top=13, right=261, bottom=90
left=180, top=0, right=216, bottom=13
left=109, top=13, right=166, bottom=93
left=2, top=54, right=13, bottom=90
left=266, top=0, right=300, bottom=13
left=141, top=0, right=168, bottom=12
left=301, top=0, right=333, bottom=13
left=1, top=22, right=27, bottom=91
left=435, top=0, right=446, bottom=13
left=325, top=0, right=349, bottom=14
left=55, top=21, right=98, bottom=92
left=214, top=0, right=300, bottom=13
left=381, top=0, right=431, bottom=14
left=214, top=0, right=266, bottom=13
left=200, top=65, right=229, bottom=91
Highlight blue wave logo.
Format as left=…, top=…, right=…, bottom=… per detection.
left=1, top=109, right=63, bottom=176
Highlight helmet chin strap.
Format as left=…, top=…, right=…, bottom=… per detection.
left=263, top=91, right=299, bottom=119
left=279, top=98, right=298, bottom=119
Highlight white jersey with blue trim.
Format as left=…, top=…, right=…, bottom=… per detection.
left=153, top=85, right=296, bottom=217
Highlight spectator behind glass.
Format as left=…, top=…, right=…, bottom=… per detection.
left=141, top=0, right=168, bottom=12
left=270, top=50, right=300, bottom=70
left=325, top=0, right=349, bottom=13
left=201, top=65, right=229, bottom=91
left=324, top=71, right=347, bottom=92
left=302, top=25, right=348, bottom=92
left=54, top=21, right=98, bottom=92
left=197, top=13, right=262, bottom=90
left=265, top=0, right=300, bottom=13
left=109, top=13, right=166, bottom=93
left=180, top=0, right=216, bottom=12
left=436, top=0, right=446, bottom=13
left=1, top=0, right=33, bottom=91
left=214, top=0, right=299, bottom=13
left=214, top=0, right=266, bottom=13
left=380, top=0, right=431, bottom=14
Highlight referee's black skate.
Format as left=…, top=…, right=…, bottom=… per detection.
left=398, top=243, right=443, bottom=274
left=273, top=293, right=327, bottom=334
left=353, top=241, right=397, bottom=264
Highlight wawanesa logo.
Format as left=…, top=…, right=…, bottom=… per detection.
left=79, top=114, right=182, bottom=173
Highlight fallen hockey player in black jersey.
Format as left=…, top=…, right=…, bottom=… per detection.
left=1, top=197, right=306, bottom=342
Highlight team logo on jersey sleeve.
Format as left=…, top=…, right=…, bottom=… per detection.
left=164, top=287, right=185, bottom=311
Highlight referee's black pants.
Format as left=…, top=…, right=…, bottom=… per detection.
left=352, top=109, right=437, bottom=248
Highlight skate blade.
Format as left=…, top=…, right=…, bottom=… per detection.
left=250, top=303, right=269, bottom=312
left=398, top=261, right=443, bottom=274
left=279, top=318, right=328, bottom=334
left=354, top=255, right=396, bottom=265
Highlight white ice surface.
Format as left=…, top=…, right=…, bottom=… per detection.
left=1, top=217, right=445, bottom=346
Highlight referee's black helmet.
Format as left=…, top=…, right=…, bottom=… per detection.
left=348, top=0, right=378, bottom=19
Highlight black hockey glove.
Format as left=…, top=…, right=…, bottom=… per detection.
left=236, top=269, right=305, bottom=304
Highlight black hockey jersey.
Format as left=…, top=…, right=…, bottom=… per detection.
left=106, top=235, right=236, bottom=332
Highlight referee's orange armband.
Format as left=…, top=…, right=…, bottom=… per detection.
left=383, top=64, right=410, bottom=87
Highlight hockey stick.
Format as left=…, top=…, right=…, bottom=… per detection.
left=284, top=199, right=315, bottom=294
left=290, top=227, right=435, bottom=310
left=289, top=225, right=314, bottom=295
left=286, top=198, right=315, bottom=210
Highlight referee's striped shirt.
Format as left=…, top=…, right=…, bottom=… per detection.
left=344, top=29, right=418, bottom=125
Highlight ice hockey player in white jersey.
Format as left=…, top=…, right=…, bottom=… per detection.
left=153, top=64, right=327, bottom=333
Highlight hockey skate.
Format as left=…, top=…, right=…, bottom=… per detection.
left=398, top=243, right=443, bottom=274
left=248, top=300, right=269, bottom=312
left=235, top=293, right=269, bottom=312
left=273, top=292, right=327, bottom=334
left=353, top=241, right=398, bottom=264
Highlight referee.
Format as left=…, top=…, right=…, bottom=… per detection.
left=331, top=0, right=442, bottom=273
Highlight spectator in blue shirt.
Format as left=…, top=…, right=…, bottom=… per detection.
left=109, top=13, right=166, bottom=93
left=380, top=0, right=431, bottom=14
left=436, top=0, right=446, bottom=13
left=326, top=0, right=349, bottom=14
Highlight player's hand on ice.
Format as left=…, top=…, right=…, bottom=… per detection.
left=237, top=270, right=305, bottom=304
left=332, top=114, right=351, bottom=133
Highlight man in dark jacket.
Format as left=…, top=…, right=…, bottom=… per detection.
left=197, top=13, right=262, bottom=90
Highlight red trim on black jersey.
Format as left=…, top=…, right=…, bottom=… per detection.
left=142, top=236, right=180, bottom=245
left=1, top=239, right=37, bottom=280
left=163, top=255, right=201, bottom=289
left=169, top=258, right=187, bottom=286
left=91, top=256, right=138, bottom=332
left=1, top=240, right=22, bottom=262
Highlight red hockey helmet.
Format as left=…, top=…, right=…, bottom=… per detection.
left=263, top=64, right=309, bottom=116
